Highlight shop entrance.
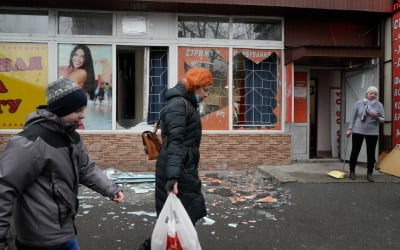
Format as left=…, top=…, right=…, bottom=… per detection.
left=116, top=46, right=145, bottom=129
left=309, top=69, right=342, bottom=159
left=307, top=64, right=379, bottom=161
left=340, top=65, right=379, bottom=163
left=292, top=69, right=342, bottom=161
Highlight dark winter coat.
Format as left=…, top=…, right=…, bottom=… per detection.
left=155, top=82, right=207, bottom=224
left=0, top=109, right=120, bottom=248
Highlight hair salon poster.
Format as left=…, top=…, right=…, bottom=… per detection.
left=0, top=43, right=48, bottom=129
left=178, top=46, right=229, bottom=130
left=58, top=44, right=112, bottom=130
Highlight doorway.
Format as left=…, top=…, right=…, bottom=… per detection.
left=309, top=69, right=342, bottom=159
left=116, top=46, right=145, bottom=129
left=309, top=78, right=318, bottom=158
left=340, top=65, right=379, bottom=162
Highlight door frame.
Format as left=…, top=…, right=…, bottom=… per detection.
left=291, top=68, right=310, bottom=161
left=340, top=64, right=379, bottom=162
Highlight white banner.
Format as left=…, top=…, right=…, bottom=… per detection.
left=330, top=88, right=341, bottom=158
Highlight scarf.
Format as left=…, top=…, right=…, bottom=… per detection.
left=361, top=99, right=377, bottom=121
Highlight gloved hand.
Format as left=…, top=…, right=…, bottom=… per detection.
left=165, top=179, right=178, bottom=193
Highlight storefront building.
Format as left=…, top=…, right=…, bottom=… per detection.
left=0, top=1, right=393, bottom=171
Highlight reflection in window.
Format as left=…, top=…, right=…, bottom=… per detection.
left=183, top=50, right=228, bottom=117
left=233, top=52, right=279, bottom=129
left=59, top=12, right=112, bottom=35
left=199, top=52, right=228, bottom=116
left=178, top=47, right=229, bottom=130
left=178, top=16, right=229, bottom=39
left=0, top=10, right=48, bottom=34
left=232, top=18, right=282, bottom=41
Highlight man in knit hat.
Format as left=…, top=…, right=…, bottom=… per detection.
left=0, top=78, right=124, bottom=249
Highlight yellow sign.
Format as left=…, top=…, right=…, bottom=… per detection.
left=0, top=43, right=48, bottom=129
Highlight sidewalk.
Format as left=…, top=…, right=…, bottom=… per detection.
left=257, top=160, right=400, bottom=183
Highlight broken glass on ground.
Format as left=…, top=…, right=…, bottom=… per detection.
left=103, top=168, right=155, bottom=184
left=77, top=168, right=291, bottom=242
left=202, top=170, right=291, bottom=209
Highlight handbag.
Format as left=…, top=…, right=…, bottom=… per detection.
left=142, top=122, right=162, bottom=160
left=151, top=194, right=202, bottom=250
left=142, top=98, right=188, bottom=160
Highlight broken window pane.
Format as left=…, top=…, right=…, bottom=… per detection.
left=178, top=46, right=229, bottom=130
left=233, top=49, right=282, bottom=129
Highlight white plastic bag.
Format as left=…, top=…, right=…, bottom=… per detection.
left=151, top=193, right=202, bottom=250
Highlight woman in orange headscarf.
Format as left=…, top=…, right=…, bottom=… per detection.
left=137, top=68, right=213, bottom=250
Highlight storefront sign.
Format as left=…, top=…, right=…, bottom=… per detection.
left=330, top=88, right=341, bottom=157
left=394, top=0, right=400, bottom=12
left=233, top=49, right=281, bottom=64
left=392, top=7, right=400, bottom=147
left=0, top=43, right=48, bottom=129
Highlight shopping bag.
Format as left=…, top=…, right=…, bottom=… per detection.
left=151, top=194, right=201, bottom=250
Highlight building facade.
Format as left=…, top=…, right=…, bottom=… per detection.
left=0, top=1, right=393, bottom=171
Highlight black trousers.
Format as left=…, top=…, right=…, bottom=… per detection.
left=349, top=133, right=378, bottom=173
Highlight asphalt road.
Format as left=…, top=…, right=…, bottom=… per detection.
left=74, top=171, right=400, bottom=250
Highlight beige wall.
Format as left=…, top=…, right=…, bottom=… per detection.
left=0, top=133, right=291, bottom=172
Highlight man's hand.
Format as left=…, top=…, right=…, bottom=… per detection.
left=112, top=191, right=124, bottom=203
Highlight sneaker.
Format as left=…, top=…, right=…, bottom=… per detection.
left=367, top=173, right=374, bottom=182
left=349, top=172, right=356, bottom=180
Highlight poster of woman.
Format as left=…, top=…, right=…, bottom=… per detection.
left=58, top=44, right=112, bottom=130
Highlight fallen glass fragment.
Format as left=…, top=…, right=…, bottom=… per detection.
left=256, top=196, right=277, bottom=203
left=202, top=216, right=216, bottom=225
left=127, top=211, right=157, bottom=217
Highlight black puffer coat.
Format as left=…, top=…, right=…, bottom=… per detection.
left=155, top=82, right=207, bottom=224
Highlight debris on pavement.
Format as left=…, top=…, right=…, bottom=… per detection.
left=103, top=168, right=155, bottom=184
left=256, top=196, right=278, bottom=203
left=202, top=216, right=216, bottom=225
left=77, top=168, right=292, bottom=247
left=201, top=170, right=291, bottom=210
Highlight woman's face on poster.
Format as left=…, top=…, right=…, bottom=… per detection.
left=72, top=48, right=85, bottom=69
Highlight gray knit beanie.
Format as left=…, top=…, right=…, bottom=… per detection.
left=46, top=78, right=88, bottom=117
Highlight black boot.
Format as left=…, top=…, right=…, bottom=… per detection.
left=349, top=172, right=356, bottom=180
left=367, top=173, right=374, bottom=182
left=136, top=237, right=151, bottom=250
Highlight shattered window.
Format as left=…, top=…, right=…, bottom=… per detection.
left=233, top=49, right=282, bottom=130
left=178, top=46, right=229, bottom=130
